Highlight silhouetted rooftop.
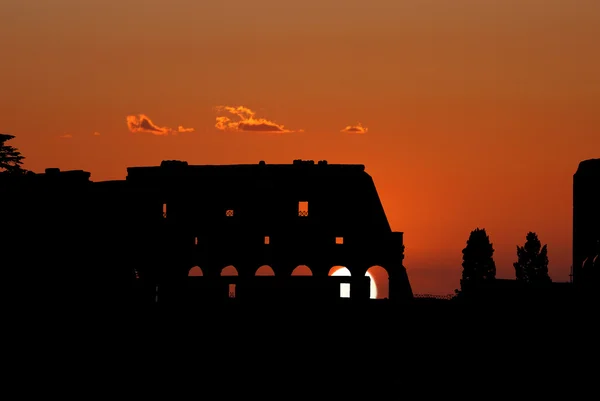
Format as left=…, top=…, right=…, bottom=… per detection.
left=126, top=160, right=367, bottom=179
left=575, top=159, right=600, bottom=175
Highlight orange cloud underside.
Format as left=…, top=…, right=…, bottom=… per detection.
left=127, top=114, right=194, bottom=136
left=215, top=106, right=301, bottom=133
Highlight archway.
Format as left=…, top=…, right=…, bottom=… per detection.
left=221, top=265, right=238, bottom=298
left=291, top=265, right=313, bottom=276
left=366, top=266, right=388, bottom=299
left=329, top=266, right=379, bottom=299
left=256, top=265, right=275, bottom=276
left=328, top=266, right=346, bottom=276
left=221, top=265, right=238, bottom=276
left=188, top=266, right=203, bottom=276
left=329, top=266, right=351, bottom=298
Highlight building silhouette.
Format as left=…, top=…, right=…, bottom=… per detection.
left=0, top=160, right=413, bottom=310
left=573, top=158, right=600, bottom=286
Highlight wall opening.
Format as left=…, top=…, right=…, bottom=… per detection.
left=264, top=236, right=270, bottom=245
left=298, top=201, right=309, bottom=217
left=366, top=266, right=388, bottom=299
left=229, top=283, right=236, bottom=298
left=225, top=209, right=234, bottom=217
left=329, top=266, right=348, bottom=276
left=162, top=203, right=167, bottom=218
left=330, top=266, right=351, bottom=298
left=194, top=236, right=198, bottom=246
left=221, top=265, right=239, bottom=276
left=291, top=265, right=313, bottom=276
left=335, top=237, right=344, bottom=245
left=255, top=265, right=275, bottom=276
left=340, top=283, right=350, bottom=298
left=188, top=266, right=203, bottom=276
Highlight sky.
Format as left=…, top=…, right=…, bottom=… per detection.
left=1, top=0, right=599, bottom=295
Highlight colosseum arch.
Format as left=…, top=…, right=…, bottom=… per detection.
left=220, top=265, right=238, bottom=298
left=329, top=266, right=351, bottom=298
left=291, top=265, right=313, bottom=276
left=366, top=266, right=388, bottom=299
left=255, top=265, right=275, bottom=276
left=329, top=266, right=380, bottom=299
left=221, top=265, right=239, bottom=276
left=188, top=266, right=203, bottom=276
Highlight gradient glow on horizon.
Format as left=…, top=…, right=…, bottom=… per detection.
left=1, top=0, right=599, bottom=295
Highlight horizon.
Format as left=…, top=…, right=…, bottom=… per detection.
left=1, top=0, right=599, bottom=295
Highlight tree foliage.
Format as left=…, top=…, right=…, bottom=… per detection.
left=461, top=228, right=496, bottom=290
left=0, top=134, right=28, bottom=174
left=513, top=232, right=551, bottom=284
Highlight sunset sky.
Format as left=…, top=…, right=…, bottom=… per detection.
left=1, top=0, right=599, bottom=295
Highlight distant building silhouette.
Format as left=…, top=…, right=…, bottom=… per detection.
left=0, top=160, right=413, bottom=309
left=573, top=159, right=600, bottom=286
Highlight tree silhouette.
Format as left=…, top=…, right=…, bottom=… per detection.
left=513, top=232, right=551, bottom=284
left=460, top=228, right=496, bottom=291
left=0, top=134, right=28, bottom=174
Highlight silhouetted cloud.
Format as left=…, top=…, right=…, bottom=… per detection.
left=59, top=134, right=73, bottom=139
left=341, top=123, right=368, bottom=134
left=126, top=114, right=195, bottom=136
left=93, top=132, right=101, bottom=136
left=214, top=106, right=302, bottom=133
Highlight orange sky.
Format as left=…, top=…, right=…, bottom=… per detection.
left=1, top=0, right=599, bottom=295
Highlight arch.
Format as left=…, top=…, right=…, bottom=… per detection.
left=328, top=266, right=349, bottom=276
left=366, top=266, right=388, bottom=299
left=329, top=266, right=351, bottom=298
left=291, top=265, right=313, bottom=276
left=188, top=266, right=203, bottom=276
left=255, top=265, right=275, bottom=276
left=221, top=265, right=239, bottom=276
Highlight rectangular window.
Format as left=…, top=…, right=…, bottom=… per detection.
left=340, top=283, right=350, bottom=298
left=194, top=236, right=198, bottom=245
left=298, top=201, right=308, bottom=217
left=335, top=237, right=344, bottom=245
left=225, top=209, right=234, bottom=217
left=162, top=203, right=167, bottom=218
left=229, top=283, right=236, bottom=298
left=264, top=236, right=270, bottom=245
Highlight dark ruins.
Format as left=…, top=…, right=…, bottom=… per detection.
left=0, top=159, right=412, bottom=310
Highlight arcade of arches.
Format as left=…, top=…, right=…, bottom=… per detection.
left=187, top=264, right=390, bottom=299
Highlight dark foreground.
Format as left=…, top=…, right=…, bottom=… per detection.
left=4, top=296, right=594, bottom=392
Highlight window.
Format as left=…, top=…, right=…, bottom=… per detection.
left=264, top=236, right=270, bottom=245
left=229, top=283, right=236, bottom=298
left=335, top=237, right=344, bottom=245
left=162, top=203, right=167, bottom=218
left=298, top=201, right=308, bottom=217
left=194, top=236, right=198, bottom=246
left=340, top=283, right=350, bottom=298
left=225, top=209, right=234, bottom=217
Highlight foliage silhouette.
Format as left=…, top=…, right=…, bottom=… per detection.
left=460, top=228, right=496, bottom=291
left=513, top=232, right=551, bottom=284
left=0, top=134, right=29, bottom=174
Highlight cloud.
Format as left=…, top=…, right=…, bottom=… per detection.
left=93, top=132, right=101, bottom=136
left=126, top=114, right=194, bottom=136
left=177, top=125, right=194, bottom=133
left=59, top=134, right=73, bottom=139
left=341, top=123, right=368, bottom=134
left=214, top=105, right=301, bottom=133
